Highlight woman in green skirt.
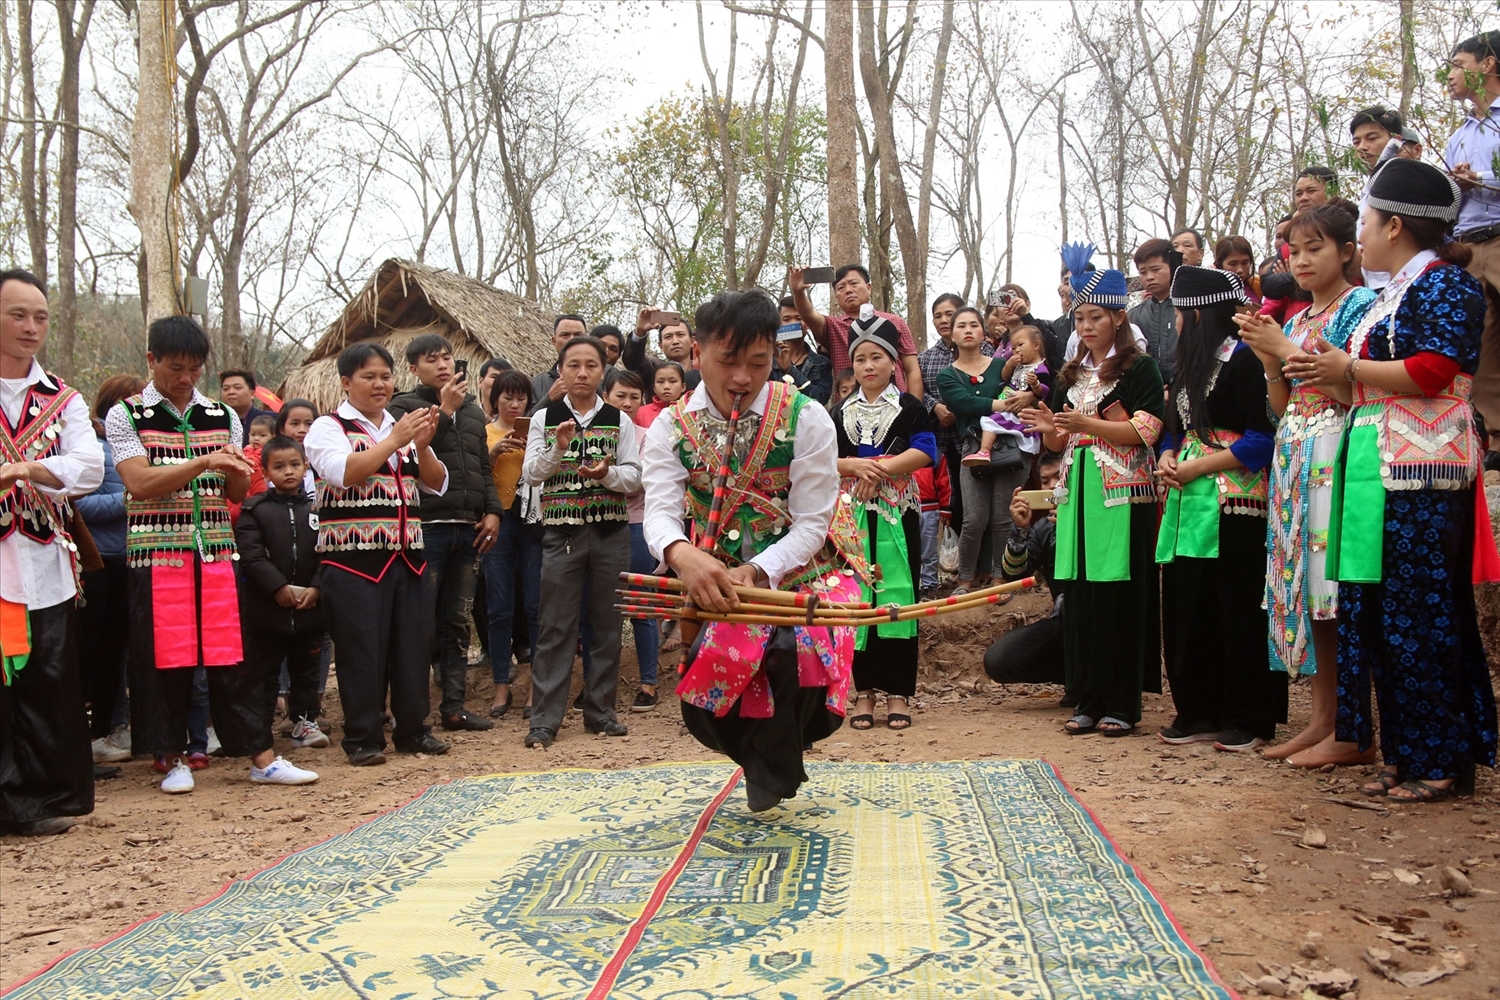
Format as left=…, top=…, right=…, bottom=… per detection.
left=1022, top=252, right=1164, bottom=736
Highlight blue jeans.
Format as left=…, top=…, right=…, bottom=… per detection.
left=423, top=522, right=481, bottom=716
left=629, top=523, right=659, bottom=685
left=919, top=510, right=941, bottom=591
left=482, top=508, right=542, bottom=685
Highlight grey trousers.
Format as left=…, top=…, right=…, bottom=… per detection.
left=956, top=462, right=1029, bottom=581
left=529, top=521, right=631, bottom=735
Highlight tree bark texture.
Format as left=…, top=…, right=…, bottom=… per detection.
left=823, top=0, right=859, bottom=270
left=129, top=0, right=179, bottom=323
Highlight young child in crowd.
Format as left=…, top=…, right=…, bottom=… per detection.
left=963, top=325, right=1051, bottom=467
left=634, top=362, right=687, bottom=428
left=228, top=412, right=277, bottom=518
left=603, top=370, right=661, bottom=711
left=235, top=437, right=330, bottom=751
left=829, top=368, right=857, bottom=410
left=914, top=451, right=951, bottom=599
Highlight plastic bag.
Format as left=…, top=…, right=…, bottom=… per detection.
left=938, top=525, right=960, bottom=573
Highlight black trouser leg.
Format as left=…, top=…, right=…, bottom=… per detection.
left=78, top=561, right=129, bottom=739
left=983, top=616, right=1065, bottom=684
left=322, top=568, right=395, bottom=754
left=0, top=602, right=92, bottom=827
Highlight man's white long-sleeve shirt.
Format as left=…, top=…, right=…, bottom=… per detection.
left=303, top=401, right=448, bottom=496
left=521, top=394, right=642, bottom=495
left=0, top=360, right=105, bottom=607
left=640, top=382, right=838, bottom=589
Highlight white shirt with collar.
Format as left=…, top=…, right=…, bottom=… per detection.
left=302, top=400, right=448, bottom=496
left=521, top=393, right=642, bottom=495
left=640, top=381, right=838, bottom=590
left=1, top=360, right=105, bottom=607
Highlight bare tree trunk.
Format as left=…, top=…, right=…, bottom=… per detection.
left=129, top=0, right=178, bottom=322
left=17, top=1, right=49, bottom=286
left=911, top=0, right=953, bottom=324
left=1055, top=93, right=1067, bottom=245
left=824, top=0, right=859, bottom=267
left=1398, top=0, right=1415, bottom=118
left=698, top=2, right=741, bottom=289
left=53, top=0, right=95, bottom=380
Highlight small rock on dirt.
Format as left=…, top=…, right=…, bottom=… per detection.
left=1439, top=867, right=1472, bottom=897
left=1301, top=826, right=1327, bottom=849
left=1254, top=973, right=1286, bottom=996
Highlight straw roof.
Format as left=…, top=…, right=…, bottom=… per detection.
left=281, top=258, right=557, bottom=412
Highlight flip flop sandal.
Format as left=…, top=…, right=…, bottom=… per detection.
left=1064, top=714, right=1097, bottom=735
left=1098, top=716, right=1134, bottom=737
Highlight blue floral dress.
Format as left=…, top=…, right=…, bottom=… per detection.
left=1331, top=263, right=1497, bottom=781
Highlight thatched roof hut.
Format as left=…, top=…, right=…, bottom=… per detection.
left=281, top=258, right=557, bottom=412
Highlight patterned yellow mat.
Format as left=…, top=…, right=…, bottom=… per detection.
left=4, top=761, right=1232, bottom=999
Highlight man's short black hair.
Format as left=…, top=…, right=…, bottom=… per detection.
left=405, top=332, right=453, bottom=364
left=1038, top=449, right=1064, bottom=470
left=150, top=316, right=212, bottom=363
left=557, top=335, right=608, bottom=368
left=591, top=324, right=625, bottom=349
left=779, top=294, right=796, bottom=311
left=489, top=368, right=533, bottom=412
left=1349, top=104, right=1402, bottom=137
left=259, top=435, right=305, bottom=469
left=479, top=358, right=512, bottom=379
left=931, top=292, right=964, bottom=313
left=834, top=264, right=871, bottom=286
left=1170, top=228, right=1204, bottom=248
left=694, top=290, right=779, bottom=355
left=337, top=341, right=394, bottom=378
left=219, top=367, right=257, bottom=390
left=1453, top=31, right=1500, bottom=65
left=1298, top=164, right=1336, bottom=184
left=0, top=268, right=47, bottom=297
left=553, top=313, right=588, bottom=332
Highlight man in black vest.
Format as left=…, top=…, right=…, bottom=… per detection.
left=388, top=334, right=503, bottom=731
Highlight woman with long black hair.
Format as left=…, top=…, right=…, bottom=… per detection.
left=1295, top=158, right=1498, bottom=801
left=1022, top=257, right=1164, bottom=737
left=1155, top=267, right=1285, bottom=752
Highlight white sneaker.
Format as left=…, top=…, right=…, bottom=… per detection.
left=108, top=725, right=132, bottom=754
left=204, top=727, right=222, bottom=756
left=250, top=756, right=319, bottom=785
left=92, top=737, right=130, bottom=763
left=289, top=717, right=330, bottom=749
left=160, top=759, right=195, bottom=794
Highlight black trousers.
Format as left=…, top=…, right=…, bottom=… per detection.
left=127, top=567, right=269, bottom=760
left=983, top=615, right=1064, bottom=685
left=681, top=626, right=842, bottom=800
left=246, top=623, right=324, bottom=742
left=321, top=563, right=434, bottom=754
left=1162, top=515, right=1288, bottom=739
left=78, top=560, right=129, bottom=739
left=0, top=601, right=92, bottom=827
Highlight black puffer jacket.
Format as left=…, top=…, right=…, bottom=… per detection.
left=235, top=490, right=323, bottom=634
left=387, top=385, right=503, bottom=522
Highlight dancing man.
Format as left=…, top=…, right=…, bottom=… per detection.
left=641, top=290, right=868, bottom=812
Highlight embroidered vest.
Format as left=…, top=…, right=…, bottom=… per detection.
left=669, top=382, right=868, bottom=588
left=1056, top=368, right=1161, bottom=508
left=121, top=395, right=237, bottom=568
left=0, top=376, right=79, bottom=547
left=1346, top=265, right=1480, bottom=492
left=315, top=415, right=424, bottom=574
left=1179, top=429, right=1270, bottom=515
left=539, top=401, right=628, bottom=525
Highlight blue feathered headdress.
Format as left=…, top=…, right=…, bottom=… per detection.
left=1059, top=242, right=1095, bottom=279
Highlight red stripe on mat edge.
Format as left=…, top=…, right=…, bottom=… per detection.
left=585, top=768, right=743, bottom=1000
left=1, top=779, right=448, bottom=996
left=1045, top=761, right=1240, bottom=1000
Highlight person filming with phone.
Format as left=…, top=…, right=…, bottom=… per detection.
left=388, top=334, right=505, bottom=733
left=789, top=264, right=923, bottom=400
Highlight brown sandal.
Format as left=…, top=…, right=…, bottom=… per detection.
left=1361, top=770, right=1401, bottom=796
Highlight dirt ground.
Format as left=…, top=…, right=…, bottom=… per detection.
left=2, top=593, right=1497, bottom=998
